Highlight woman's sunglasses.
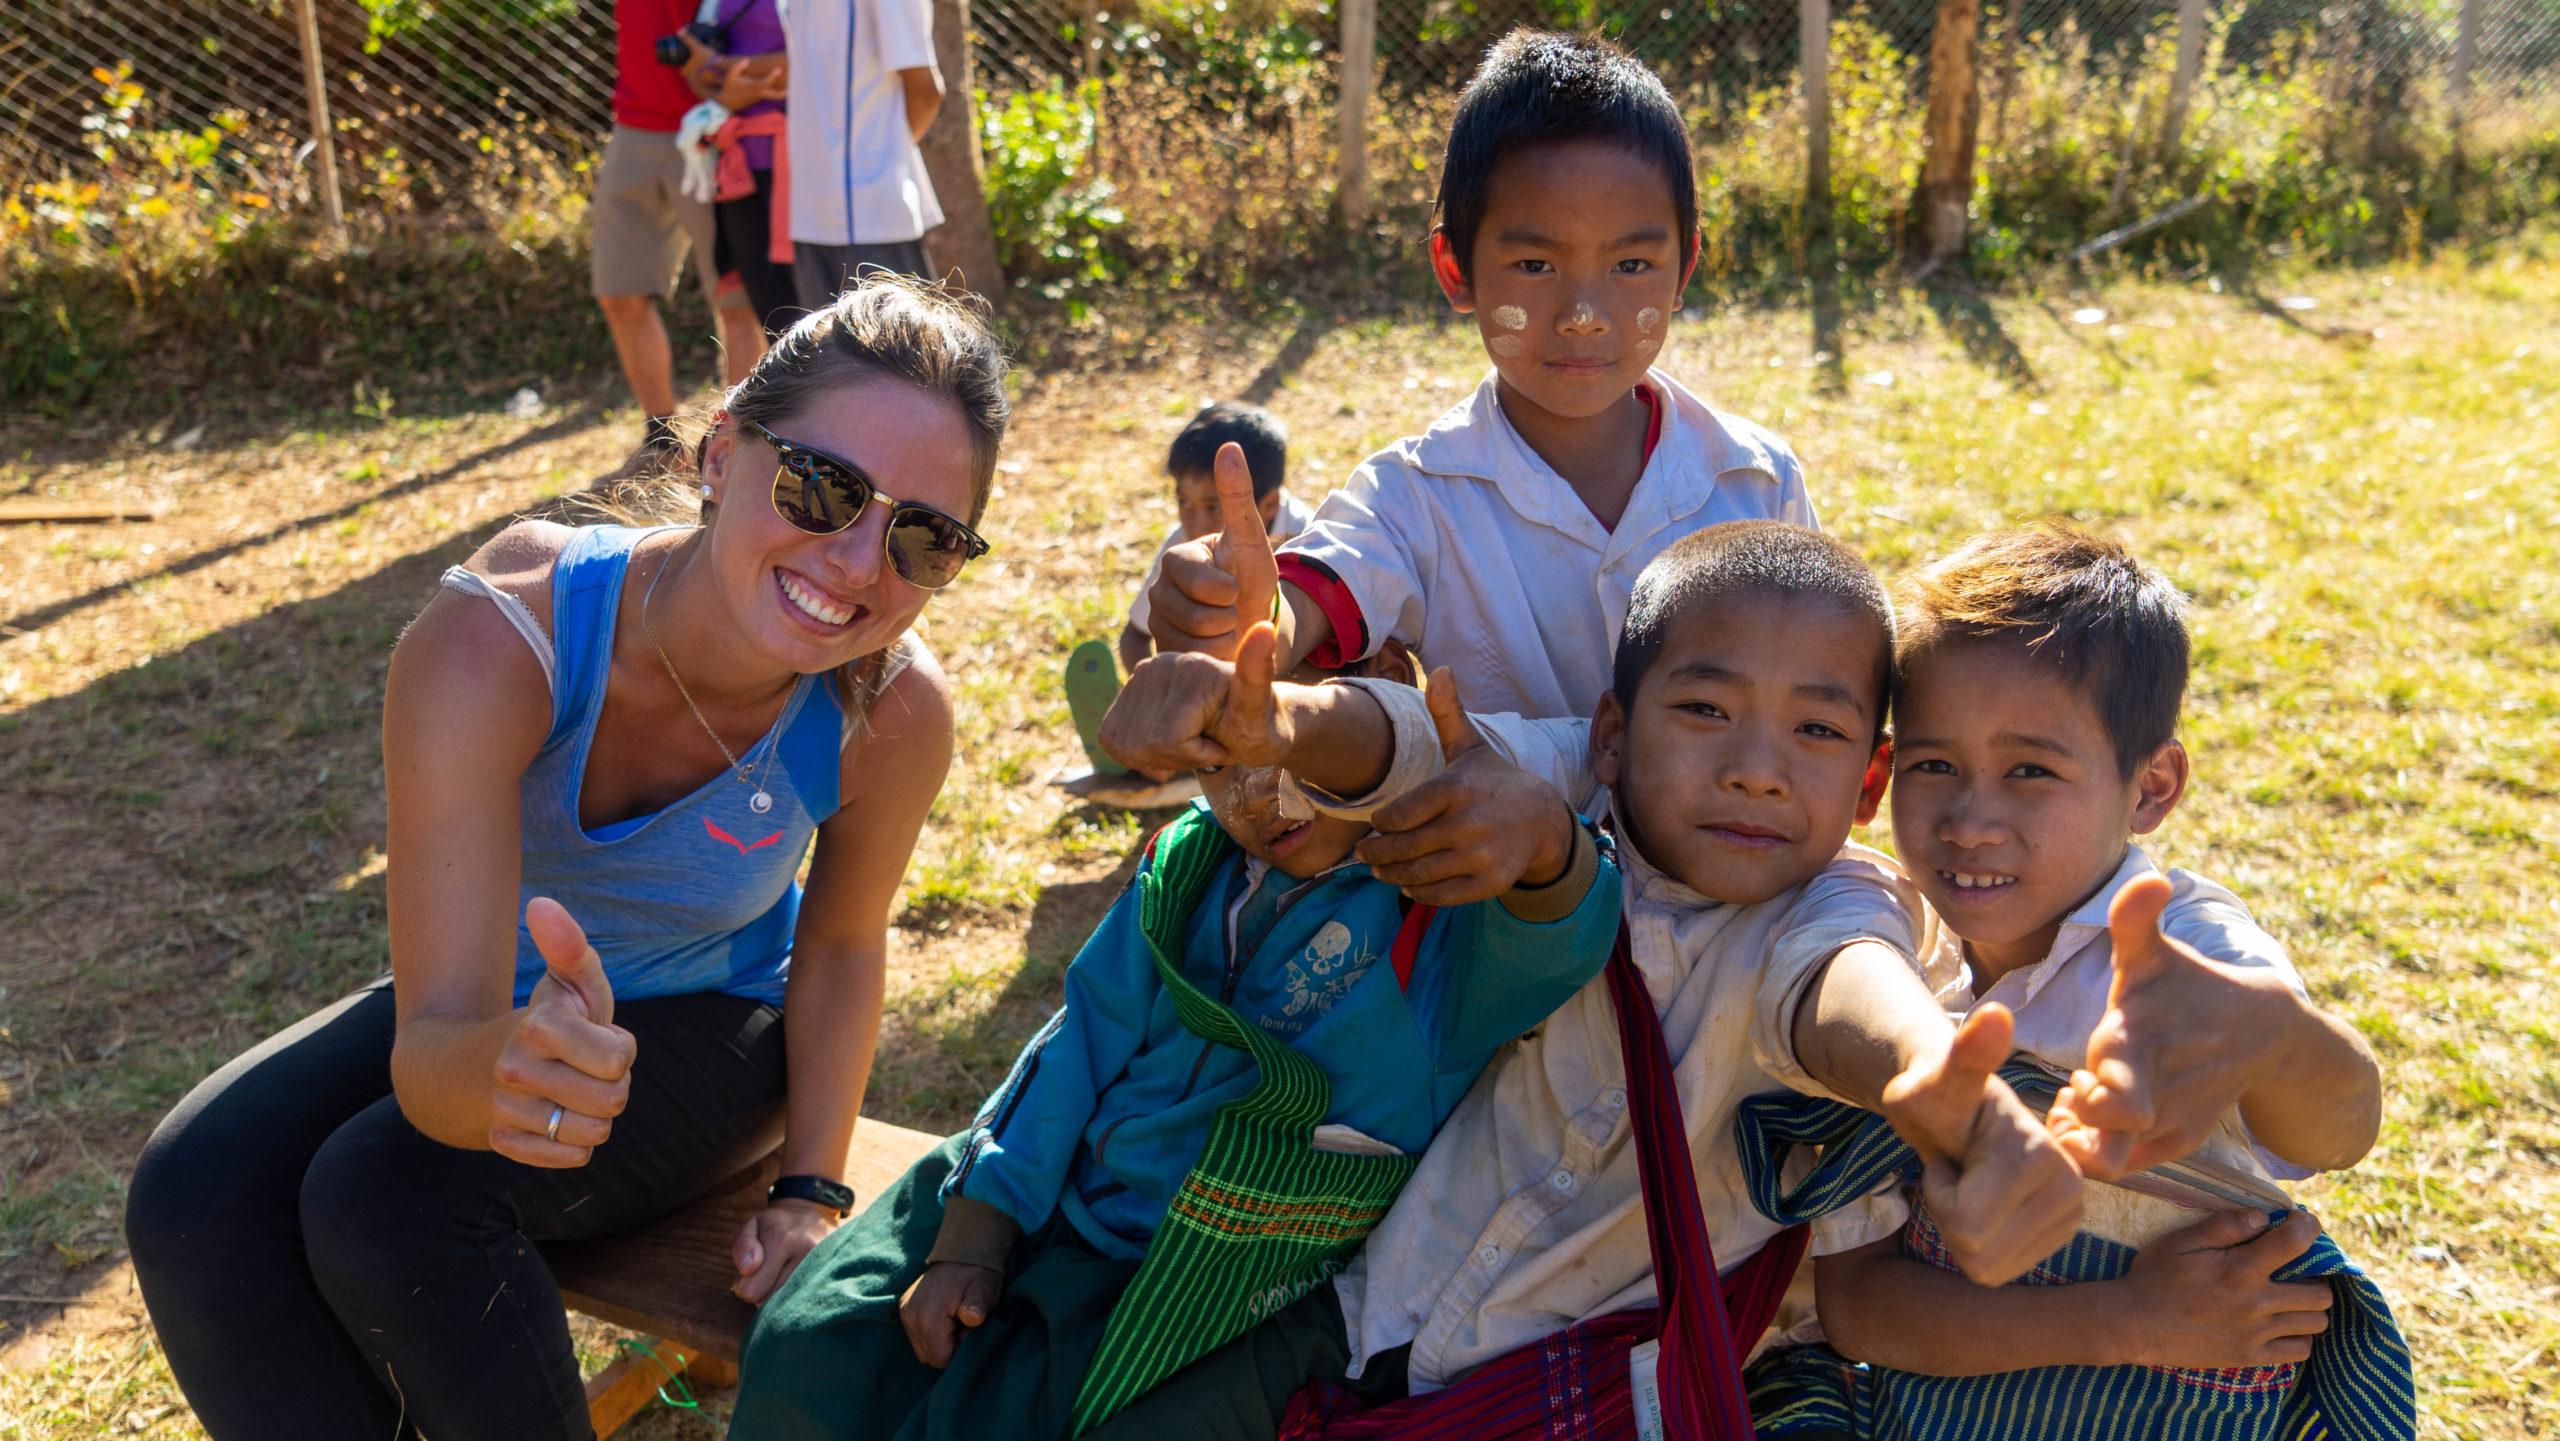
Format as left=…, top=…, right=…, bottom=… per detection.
left=743, top=417, right=991, bottom=590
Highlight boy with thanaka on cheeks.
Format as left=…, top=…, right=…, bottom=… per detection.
left=1080, top=523, right=2088, bottom=1437
left=1743, top=524, right=2403, bottom=1436
left=1146, top=29, right=1814, bottom=722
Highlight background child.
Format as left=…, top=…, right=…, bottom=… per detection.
left=1082, top=523, right=2087, bottom=1439
left=1745, top=523, right=2403, bottom=1437
left=1119, top=401, right=1309, bottom=675
left=732, top=635, right=1617, bottom=1441
left=1142, top=29, right=1812, bottom=721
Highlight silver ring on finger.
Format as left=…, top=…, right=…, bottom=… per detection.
left=546, top=1104, right=565, bottom=1142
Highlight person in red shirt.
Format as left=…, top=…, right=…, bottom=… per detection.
left=593, top=0, right=767, bottom=470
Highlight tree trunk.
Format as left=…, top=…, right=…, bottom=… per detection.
left=917, top=0, right=1007, bottom=306
left=1905, top=0, right=1983, bottom=272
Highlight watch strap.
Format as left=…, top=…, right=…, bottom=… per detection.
left=768, top=1173, right=856, bottom=1216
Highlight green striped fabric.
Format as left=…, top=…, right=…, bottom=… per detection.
left=1068, top=811, right=1421, bottom=1436
left=1732, top=1076, right=2416, bottom=1441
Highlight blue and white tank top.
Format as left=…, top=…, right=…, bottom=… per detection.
left=441, top=524, right=853, bottom=1008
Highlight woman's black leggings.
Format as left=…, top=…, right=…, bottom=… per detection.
left=125, top=980, right=787, bottom=1440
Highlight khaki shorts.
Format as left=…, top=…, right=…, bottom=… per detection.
left=589, top=125, right=743, bottom=309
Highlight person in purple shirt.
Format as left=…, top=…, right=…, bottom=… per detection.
left=685, top=0, right=797, bottom=335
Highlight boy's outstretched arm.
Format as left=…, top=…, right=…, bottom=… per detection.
left=1815, top=1208, right=2335, bottom=1376
left=1099, top=621, right=1395, bottom=797
left=2048, top=875, right=2383, bottom=1179
left=1145, top=442, right=1337, bottom=668
left=1792, top=943, right=2084, bottom=1287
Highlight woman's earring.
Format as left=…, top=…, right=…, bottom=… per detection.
left=699, top=484, right=715, bottom=500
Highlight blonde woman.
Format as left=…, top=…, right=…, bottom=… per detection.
left=126, top=278, right=1007, bottom=1440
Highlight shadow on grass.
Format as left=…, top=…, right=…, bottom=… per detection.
left=1922, top=283, right=2042, bottom=392
left=0, top=397, right=609, bottom=641
left=1239, top=312, right=1338, bottom=407
left=0, top=507, right=517, bottom=1339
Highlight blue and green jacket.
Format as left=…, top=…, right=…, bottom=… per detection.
left=945, top=802, right=1621, bottom=1261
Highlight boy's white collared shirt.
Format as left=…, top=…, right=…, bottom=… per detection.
left=1329, top=720, right=1914, bottom=1391
left=1904, top=844, right=2318, bottom=1250
left=1280, top=368, right=1812, bottom=722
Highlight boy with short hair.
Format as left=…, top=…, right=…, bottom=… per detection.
left=1144, top=29, right=1813, bottom=722
left=1080, top=523, right=2088, bottom=1438
left=1120, top=402, right=1312, bottom=675
left=1739, top=523, right=2406, bottom=1437
left=731, top=638, right=1620, bottom=1441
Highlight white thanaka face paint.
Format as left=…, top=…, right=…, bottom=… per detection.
left=1489, top=335, right=1526, bottom=358
left=1491, top=304, right=1528, bottom=331
left=1637, top=307, right=1664, bottom=334
left=1568, top=301, right=1598, bottom=329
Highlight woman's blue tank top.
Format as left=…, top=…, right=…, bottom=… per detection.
left=507, top=525, right=846, bottom=1007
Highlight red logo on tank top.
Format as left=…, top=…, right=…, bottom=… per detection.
left=704, top=818, right=784, bottom=854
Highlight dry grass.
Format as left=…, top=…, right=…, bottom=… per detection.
left=1, top=242, right=2555, bottom=1436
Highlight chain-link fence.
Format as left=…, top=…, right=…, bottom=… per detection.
left=6, top=0, right=2558, bottom=235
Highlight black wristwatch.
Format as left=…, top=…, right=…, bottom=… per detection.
left=768, top=1174, right=856, bottom=1217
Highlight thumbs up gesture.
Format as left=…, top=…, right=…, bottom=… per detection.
left=2045, top=873, right=2302, bottom=1181
left=1100, top=619, right=1292, bottom=775
left=1878, top=1003, right=2086, bottom=1286
left=1357, top=668, right=1577, bottom=906
left=1145, top=443, right=1280, bottom=660
left=489, top=897, right=638, bottom=1168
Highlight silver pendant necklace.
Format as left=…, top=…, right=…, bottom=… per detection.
left=642, top=541, right=780, bottom=815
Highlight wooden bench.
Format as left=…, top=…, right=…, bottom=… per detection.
left=546, top=1121, right=943, bottom=1436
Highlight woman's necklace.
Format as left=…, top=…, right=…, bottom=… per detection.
left=641, top=543, right=781, bottom=815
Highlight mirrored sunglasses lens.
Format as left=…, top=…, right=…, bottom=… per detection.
left=774, top=458, right=862, bottom=534
left=885, top=511, right=973, bottom=588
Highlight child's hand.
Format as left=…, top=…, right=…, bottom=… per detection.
left=1099, top=620, right=1289, bottom=774
left=1356, top=668, right=1575, bottom=905
left=2117, top=1209, right=2334, bottom=1369
left=2046, top=874, right=2304, bottom=1181
left=1146, top=443, right=1278, bottom=659
left=1879, top=1003, right=2086, bottom=1287
left=898, top=1260, right=1006, bottom=1369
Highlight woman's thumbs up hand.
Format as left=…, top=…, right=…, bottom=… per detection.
left=490, top=897, right=638, bottom=1167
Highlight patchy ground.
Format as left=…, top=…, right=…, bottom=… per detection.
left=1, top=248, right=2555, bottom=1438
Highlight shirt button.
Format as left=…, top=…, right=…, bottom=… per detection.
left=1604, top=1088, right=1628, bottom=1111
left=1478, top=1245, right=1503, bottom=1267
left=1550, top=1170, right=1575, bottom=1192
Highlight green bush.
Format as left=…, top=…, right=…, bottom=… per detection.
left=977, top=79, right=1127, bottom=314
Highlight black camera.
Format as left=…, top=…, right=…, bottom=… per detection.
left=653, top=21, right=729, bottom=66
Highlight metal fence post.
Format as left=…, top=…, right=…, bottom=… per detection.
left=293, top=0, right=347, bottom=241
left=1336, top=0, right=1375, bottom=229
left=2160, top=0, right=2207, bottom=157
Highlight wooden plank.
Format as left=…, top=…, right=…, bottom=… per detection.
left=0, top=501, right=165, bottom=524
left=551, top=1121, right=943, bottom=1362
left=587, top=1337, right=705, bottom=1437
